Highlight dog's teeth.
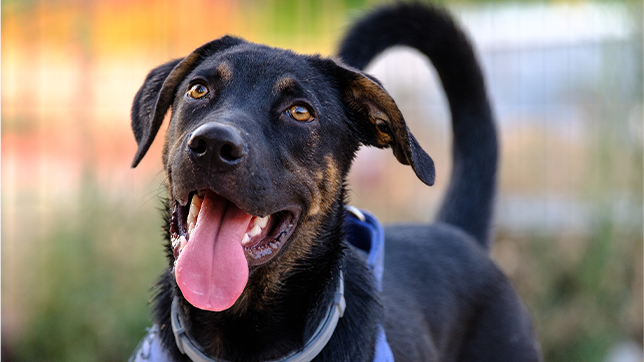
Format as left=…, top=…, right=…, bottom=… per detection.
left=187, top=221, right=195, bottom=238
left=248, top=224, right=262, bottom=238
left=254, top=216, right=269, bottom=229
left=189, top=195, right=202, bottom=219
left=178, top=235, right=187, bottom=253
left=186, top=194, right=203, bottom=237
left=241, top=233, right=251, bottom=245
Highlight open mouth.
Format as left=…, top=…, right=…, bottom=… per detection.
left=168, top=189, right=299, bottom=311
left=170, top=189, right=298, bottom=267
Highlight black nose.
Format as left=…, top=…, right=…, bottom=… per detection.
left=187, top=123, right=246, bottom=168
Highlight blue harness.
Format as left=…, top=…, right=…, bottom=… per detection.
left=130, top=208, right=394, bottom=362
left=344, top=207, right=395, bottom=362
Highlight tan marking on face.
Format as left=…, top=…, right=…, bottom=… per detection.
left=302, top=167, right=322, bottom=218
left=217, top=62, right=233, bottom=83
left=324, top=156, right=341, bottom=196
left=307, top=155, right=342, bottom=218
left=273, top=77, right=296, bottom=94
left=308, top=193, right=322, bottom=216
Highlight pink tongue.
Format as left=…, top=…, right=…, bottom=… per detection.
left=175, top=190, right=251, bottom=311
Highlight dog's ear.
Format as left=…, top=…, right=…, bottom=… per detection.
left=318, top=58, right=435, bottom=186
left=130, top=36, right=245, bottom=168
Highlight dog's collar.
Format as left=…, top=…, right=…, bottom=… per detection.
left=170, top=271, right=346, bottom=362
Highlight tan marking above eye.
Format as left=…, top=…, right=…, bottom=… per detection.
left=187, top=83, right=209, bottom=99
left=288, top=105, right=312, bottom=122
left=217, top=63, right=233, bottom=83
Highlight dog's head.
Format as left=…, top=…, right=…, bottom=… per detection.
left=131, top=36, right=434, bottom=312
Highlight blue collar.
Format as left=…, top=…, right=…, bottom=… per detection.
left=131, top=207, right=394, bottom=362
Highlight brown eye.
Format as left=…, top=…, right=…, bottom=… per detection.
left=287, top=105, right=312, bottom=122
left=187, top=83, right=209, bottom=99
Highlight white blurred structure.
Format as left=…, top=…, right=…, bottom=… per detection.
left=605, top=341, right=644, bottom=362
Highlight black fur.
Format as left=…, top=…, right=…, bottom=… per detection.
left=131, top=3, right=541, bottom=362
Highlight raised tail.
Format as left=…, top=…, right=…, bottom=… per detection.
left=339, top=3, right=498, bottom=249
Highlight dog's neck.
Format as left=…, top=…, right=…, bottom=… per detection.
left=170, top=270, right=346, bottom=362
left=154, top=199, right=354, bottom=362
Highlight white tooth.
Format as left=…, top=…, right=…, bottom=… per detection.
left=241, top=233, right=251, bottom=245
left=248, top=224, right=262, bottom=237
left=186, top=194, right=202, bottom=237
left=187, top=221, right=195, bottom=237
left=256, top=216, right=269, bottom=228
left=193, top=194, right=203, bottom=207
left=179, top=235, right=187, bottom=253
left=189, top=195, right=201, bottom=220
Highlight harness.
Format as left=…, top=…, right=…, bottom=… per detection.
left=130, top=207, right=394, bottom=362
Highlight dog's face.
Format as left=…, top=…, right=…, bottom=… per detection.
left=131, top=36, right=435, bottom=312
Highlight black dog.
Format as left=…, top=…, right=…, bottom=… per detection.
left=129, top=4, right=541, bottom=362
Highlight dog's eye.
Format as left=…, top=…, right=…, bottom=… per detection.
left=287, top=105, right=312, bottom=122
left=187, top=83, right=209, bottom=99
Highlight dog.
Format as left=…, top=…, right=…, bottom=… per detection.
left=129, top=3, right=542, bottom=362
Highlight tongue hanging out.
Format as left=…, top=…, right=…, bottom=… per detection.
left=175, top=190, right=252, bottom=311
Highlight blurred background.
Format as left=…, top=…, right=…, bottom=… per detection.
left=2, top=0, right=642, bottom=361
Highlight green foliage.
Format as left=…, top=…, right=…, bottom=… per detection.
left=10, top=182, right=166, bottom=362
left=525, top=214, right=642, bottom=362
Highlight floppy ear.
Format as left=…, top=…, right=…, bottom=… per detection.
left=130, top=36, right=245, bottom=168
left=323, top=58, right=435, bottom=186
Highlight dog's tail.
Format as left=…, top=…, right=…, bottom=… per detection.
left=339, top=3, right=497, bottom=249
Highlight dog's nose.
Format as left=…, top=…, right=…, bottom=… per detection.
left=187, top=123, right=246, bottom=167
